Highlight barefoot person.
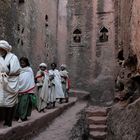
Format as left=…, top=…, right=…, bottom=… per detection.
left=35, top=63, right=49, bottom=112
left=0, top=40, right=20, bottom=127
left=16, top=57, right=35, bottom=122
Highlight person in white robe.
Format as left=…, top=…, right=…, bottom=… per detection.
left=0, top=40, right=20, bottom=127
left=16, top=57, right=35, bottom=122
left=48, top=63, right=64, bottom=108
left=35, top=63, right=49, bottom=112
left=59, top=64, right=70, bottom=103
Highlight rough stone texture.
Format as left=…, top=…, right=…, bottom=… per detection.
left=69, top=110, right=89, bottom=140
left=131, top=0, right=140, bottom=66
left=92, top=0, right=115, bottom=105
left=0, top=0, right=18, bottom=48
left=0, top=0, right=18, bottom=121
left=115, top=0, right=140, bottom=63
left=66, top=0, right=116, bottom=105
left=107, top=0, right=140, bottom=139
left=107, top=98, right=140, bottom=140
left=114, top=0, right=140, bottom=84
left=16, top=0, right=58, bottom=69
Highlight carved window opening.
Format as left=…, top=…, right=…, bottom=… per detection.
left=21, top=28, right=24, bottom=34
left=118, top=49, right=124, bottom=61
left=17, top=24, right=20, bottom=31
left=99, top=27, right=108, bottom=42
left=21, top=40, right=24, bottom=46
left=19, top=0, right=25, bottom=4
left=45, top=15, right=48, bottom=27
left=17, top=24, right=24, bottom=46
left=45, top=15, right=48, bottom=21
left=73, top=29, right=82, bottom=43
left=17, top=38, right=20, bottom=44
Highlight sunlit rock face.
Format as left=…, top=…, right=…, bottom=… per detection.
left=107, top=0, right=140, bottom=139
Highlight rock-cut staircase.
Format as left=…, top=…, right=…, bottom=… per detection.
left=86, top=106, right=109, bottom=139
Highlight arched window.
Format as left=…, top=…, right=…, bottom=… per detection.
left=19, top=0, right=24, bottom=3
left=73, top=29, right=82, bottom=43
left=99, top=27, right=108, bottom=42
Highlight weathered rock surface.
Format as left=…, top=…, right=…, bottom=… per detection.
left=107, top=98, right=140, bottom=140
left=86, top=106, right=108, bottom=140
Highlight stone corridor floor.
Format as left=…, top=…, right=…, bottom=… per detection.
left=33, top=101, right=87, bottom=140
left=0, top=97, right=77, bottom=140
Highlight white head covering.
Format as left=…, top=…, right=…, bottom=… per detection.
left=0, top=40, right=12, bottom=52
left=39, top=63, right=47, bottom=67
left=60, top=64, right=67, bottom=68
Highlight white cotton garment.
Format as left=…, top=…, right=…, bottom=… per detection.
left=0, top=52, right=20, bottom=107
left=19, top=66, right=35, bottom=94
left=49, top=69, right=65, bottom=98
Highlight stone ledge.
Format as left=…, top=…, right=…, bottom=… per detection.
left=69, top=89, right=90, bottom=100
left=89, top=131, right=107, bottom=139
left=0, top=97, right=77, bottom=140
left=89, top=124, right=107, bottom=132
left=88, top=116, right=107, bottom=125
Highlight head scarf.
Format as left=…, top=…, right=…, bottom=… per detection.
left=0, top=40, right=12, bottom=52
left=39, top=63, right=47, bottom=68
left=60, top=64, right=67, bottom=68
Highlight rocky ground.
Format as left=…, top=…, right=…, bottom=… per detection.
left=0, top=97, right=77, bottom=140
left=107, top=98, right=140, bottom=140
left=33, top=101, right=87, bottom=140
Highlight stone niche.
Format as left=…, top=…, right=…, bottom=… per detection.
left=19, top=0, right=24, bottom=3
left=70, top=28, right=84, bottom=47
left=99, top=27, right=109, bottom=42
left=45, top=14, right=48, bottom=27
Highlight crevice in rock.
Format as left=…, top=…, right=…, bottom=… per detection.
left=70, top=110, right=89, bottom=140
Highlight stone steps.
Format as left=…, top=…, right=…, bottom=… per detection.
left=89, top=131, right=107, bottom=139
left=86, top=107, right=107, bottom=117
left=89, top=124, right=107, bottom=132
left=86, top=106, right=110, bottom=140
left=88, top=116, right=107, bottom=125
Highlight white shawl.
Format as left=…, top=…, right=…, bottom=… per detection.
left=0, top=52, right=20, bottom=107
left=19, top=67, right=35, bottom=94
left=40, top=73, right=49, bottom=101
left=49, top=69, right=64, bottom=98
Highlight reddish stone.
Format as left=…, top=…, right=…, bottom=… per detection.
left=88, top=116, right=107, bottom=125
left=89, top=131, right=107, bottom=139
left=86, top=106, right=108, bottom=117
left=89, top=124, right=107, bottom=132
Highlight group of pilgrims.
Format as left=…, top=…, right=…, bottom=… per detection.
left=0, top=40, right=70, bottom=127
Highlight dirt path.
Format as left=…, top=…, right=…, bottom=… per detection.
left=33, top=101, right=87, bottom=140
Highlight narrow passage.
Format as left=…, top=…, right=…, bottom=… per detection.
left=33, top=101, right=87, bottom=140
